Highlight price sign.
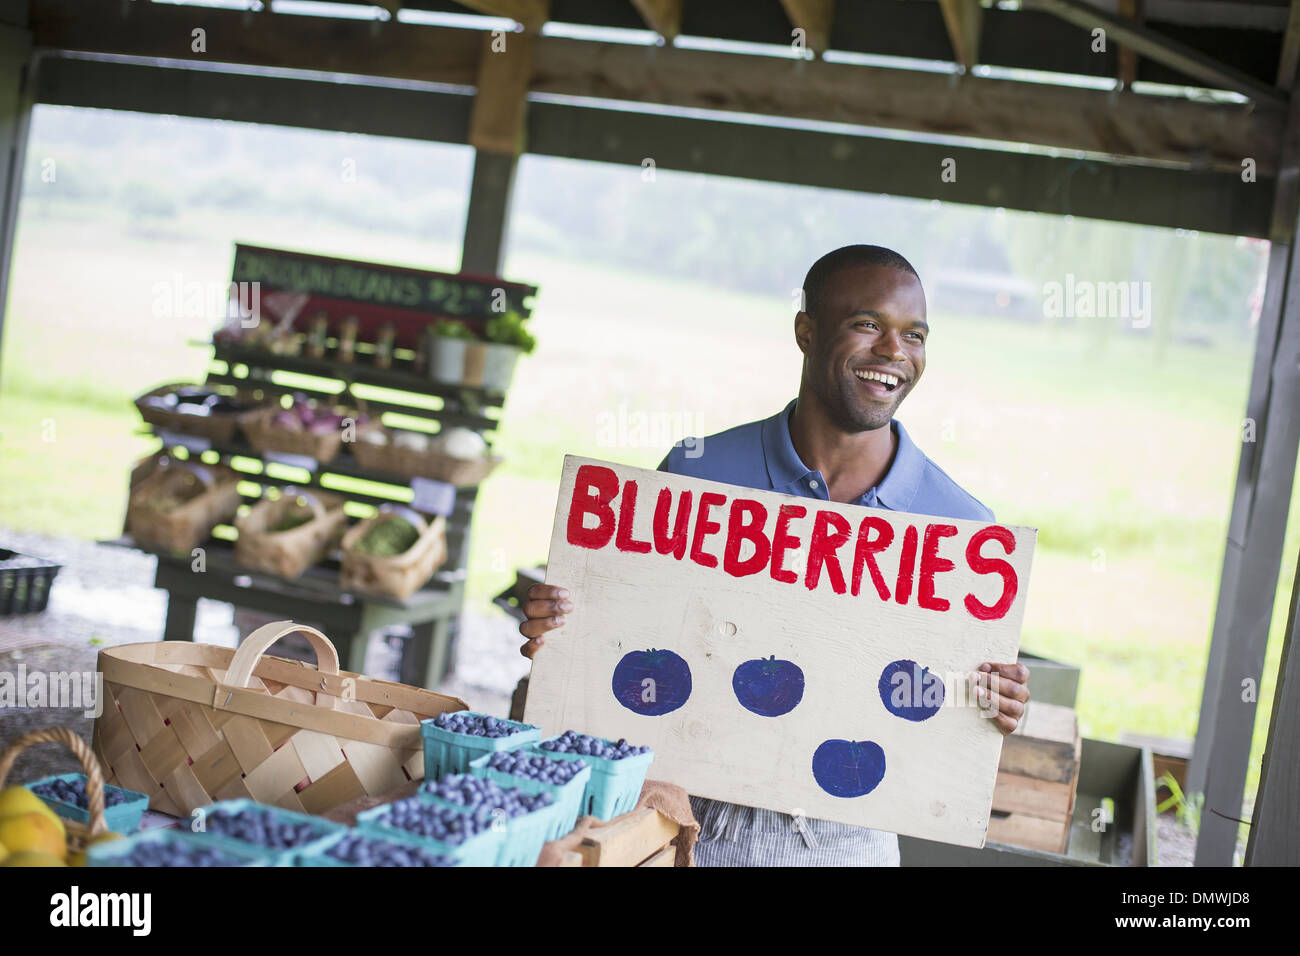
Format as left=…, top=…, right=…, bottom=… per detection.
left=410, top=477, right=456, bottom=516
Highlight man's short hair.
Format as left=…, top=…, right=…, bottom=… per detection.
left=802, top=245, right=920, bottom=319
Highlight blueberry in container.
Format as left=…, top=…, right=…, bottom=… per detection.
left=469, top=749, right=591, bottom=841
left=420, top=711, right=540, bottom=779
left=535, top=731, right=654, bottom=820
left=295, top=830, right=458, bottom=867
left=26, top=772, right=149, bottom=834
left=88, top=828, right=268, bottom=867
left=421, top=772, right=559, bottom=867
left=190, top=799, right=348, bottom=867
left=355, top=793, right=505, bottom=866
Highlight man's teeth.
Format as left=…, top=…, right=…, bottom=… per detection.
left=855, top=369, right=900, bottom=388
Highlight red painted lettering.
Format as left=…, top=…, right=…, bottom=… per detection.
left=614, top=480, right=652, bottom=554
left=567, top=464, right=618, bottom=549
left=964, top=526, right=1018, bottom=621
left=690, top=492, right=728, bottom=568
left=918, top=523, right=958, bottom=612
left=851, top=516, right=893, bottom=600
left=894, top=525, right=919, bottom=605
left=652, top=488, right=692, bottom=559
left=805, top=510, right=851, bottom=594
left=770, top=504, right=807, bottom=584
left=723, top=499, right=770, bottom=577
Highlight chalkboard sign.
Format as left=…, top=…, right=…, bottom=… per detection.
left=228, top=244, right=537, bottom=349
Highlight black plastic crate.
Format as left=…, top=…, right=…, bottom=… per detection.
left=0, top=548, right=62, bottom=615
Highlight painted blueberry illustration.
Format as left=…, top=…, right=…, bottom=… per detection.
left=811, top=739, right=886, bottom=798
left=732, top=655, right=805, bottom=717
left=878, top=659, right=945, bottom=722
left=611, top=648, right=692, bottom=716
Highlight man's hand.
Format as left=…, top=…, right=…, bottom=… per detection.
left=519, top=583, right=572, bottom=659
left=974, top=662, right=1030, bottom=734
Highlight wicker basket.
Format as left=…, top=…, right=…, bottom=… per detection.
left=239, top=403, right=379, bottom=464
left=0, top=726, right=111, bottom=853
left=352, top=429, right=503, bottom=486
left=234, top=488, right=348, bottom=580
left=126, top=460, right=243, bottom=554
left=93, top=621, right=469, bottom=816
left=340, top=507, right=447, bottom=601
left=134, top=382, right=260, bottom=444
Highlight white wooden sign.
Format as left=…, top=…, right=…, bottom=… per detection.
left=524, top=455, right=1038, bottom=848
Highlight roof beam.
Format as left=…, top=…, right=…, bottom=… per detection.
left=629, top=0, right=682, bottom=42
left=1023, top=0, right=1287, bottom=106
left=454, top=0, right=550, bottom=32
left=937, top=0, right=984, bottom=71
left=469, top=27, right=536, bottom=154
left=1117, top=0, right=1141, bottom=90
left=778, top=0, right=834, bottom=56
left=28, top=0, right=1284, bottom=174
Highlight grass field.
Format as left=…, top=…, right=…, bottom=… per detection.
left=1, top=201, right=1295, bottom=825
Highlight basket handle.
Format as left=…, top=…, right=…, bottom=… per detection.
left=377, top=503, right=428, bottom=532
left=218, top=621, right=341, bottom=711
left=0, top=726, right=109, bottom=838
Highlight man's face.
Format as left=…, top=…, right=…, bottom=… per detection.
left=796, top=264, right=928, bottom=432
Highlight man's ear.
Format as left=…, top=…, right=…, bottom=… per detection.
left=794, top=311, right=814, bottom=354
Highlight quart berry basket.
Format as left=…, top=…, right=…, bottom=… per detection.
left=0, top=547, right=61, bottom=616
left=88, top=828, right=268, bottom=867
left=355, top=795, right=505, bottom=866
left=420, top=712, right=540, bottom=779
left=469, top=750, right=591, bottom=842
left=295, top=829, right=457, bottom=867
left=190, top=798, right=348, bottom=867
left=26, top=772, right=149, bottom=834
left=422, top=779, right=560, bottom=867
left=535, top=735, right=655, bottom=820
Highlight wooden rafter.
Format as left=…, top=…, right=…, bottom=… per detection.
left=1117, top=0, right=1141, bottom=89
left=469, top=28, right=536, bottom=154
left=1279, top=0, right=1300, bottom=89
left=629, top=0, right=682, bottom=42
left=778, top=0, right=834, bottom=56
left=1023, top=0, right=1285, bottom=106
left=937, top=0, right=983, bottom=71
left=27, top=0, right=1283, bottom=174
left=454, top=0, right=549, bottom=33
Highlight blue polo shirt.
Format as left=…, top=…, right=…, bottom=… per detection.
left=657, top=397, right=995, bottom=522
left=655, top=396, right=995, bottom=867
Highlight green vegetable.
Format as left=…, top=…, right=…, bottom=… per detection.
left=354, top=516, right=420, bottom=557
left=270, top=504, right=314, bottom=533
left=485, top=310, right=536, bottom=354
left=433, top=320, right=474, bottom=340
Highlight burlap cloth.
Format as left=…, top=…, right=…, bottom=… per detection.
left=324, top=777, right=699, bottom=867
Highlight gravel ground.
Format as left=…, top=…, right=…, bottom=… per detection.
left=0, top=528, right=526, bottom=782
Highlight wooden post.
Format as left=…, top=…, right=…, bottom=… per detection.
left=1246, top=545, right=1300, bottom=864
left=460, top=25, right=537, bottom=276
left=0, top=16, right=32, bottom=386
left=1189, top=77, right=1300, bottom=865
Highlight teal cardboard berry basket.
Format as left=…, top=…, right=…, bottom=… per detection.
left=355, top=795, right=505, bottom=866
left=88, top=828, right=268, bottom=867
left=295, top=829, right=457, bottom=867
left=25, top=772, right=149, bottom=834
left=189, top=799, right=348, bottom=867
left=468, top=750, right=591, bottom=841
left=420, top=713, right=541, bottom=779
left=422, top=777, right=561, bottom=867
left=535, top=735, right=655, bottom=820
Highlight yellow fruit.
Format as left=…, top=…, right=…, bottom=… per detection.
left=89, top=831, right=124, bottom=846
left=1, top=851, right=66, bottom=867
left=0, top=842, right=8, bottom=864
left=0, top=787, right=65, bottom=840
left=0, top=812, right=67, bottom=861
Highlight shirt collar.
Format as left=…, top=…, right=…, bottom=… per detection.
left=762, top=397, right=926, bottom=511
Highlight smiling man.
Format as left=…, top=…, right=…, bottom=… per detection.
left=519, top=244, right=1030, bottom=866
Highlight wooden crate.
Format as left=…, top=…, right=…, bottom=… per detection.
left=575, top=807, right=680, bottom=867
left=989, top=701, right=1081, bottom=854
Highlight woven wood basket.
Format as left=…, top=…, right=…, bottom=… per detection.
left=126, top=460, right=243, bottom=554
left=93, top=621, right=468, bottom=817
left=234, top=488, right=348, bottom=580
left=340, top=507, right=448, bottom=601
left=134, top=382, right=260, bottom=444
left=352, top=429, right=504, bottom=486
left=238, top=403, right=379, bottom=464
left=0, top=726, right=110, bottom=852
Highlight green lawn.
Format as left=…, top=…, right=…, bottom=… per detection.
left=2, top=206, right=1295, bottom=825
